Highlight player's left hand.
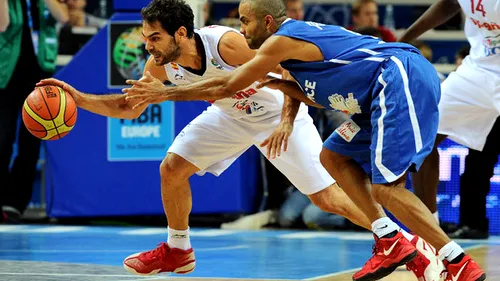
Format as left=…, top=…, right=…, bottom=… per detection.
left=260, top=121, right=294, bottom=159
left=123, top=71, right=168, bottom=109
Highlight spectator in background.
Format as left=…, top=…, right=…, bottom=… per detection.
left=285, top=0, right=304, bottom=21
left=203, top=0, right=217, bottom=26
left=0, top=0, right=68, bottom=223
left=64, top=0, right=107, bottom=28
left=350, top=0, right=396, bottom=42
left=448, top=45, right=493, bottom=239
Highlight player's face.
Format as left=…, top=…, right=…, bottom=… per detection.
left=142, top=21, right=181, bottom=65
left=238, top=2, right=273, bottom=49
left=354, top=2, right=379, bottom=28
left=286, top=1, right=304, bottom=21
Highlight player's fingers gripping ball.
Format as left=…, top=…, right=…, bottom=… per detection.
left=22, top=85, right=78, bottom=140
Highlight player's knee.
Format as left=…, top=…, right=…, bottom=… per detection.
left=372, top=179, right=405, bottom=205
left=308, top=187, right=346, bottom=216
left=319, top=148, right=348, bottom=173
left=159, top=153, right=193, bottom=181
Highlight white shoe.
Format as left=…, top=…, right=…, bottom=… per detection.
left=406, top=235, right=445, bottom=281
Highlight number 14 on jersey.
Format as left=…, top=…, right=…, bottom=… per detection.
left=471, top=0, right=486, bottom=17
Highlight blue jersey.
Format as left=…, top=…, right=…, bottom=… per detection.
left=275, top=19, right=420, bottom=114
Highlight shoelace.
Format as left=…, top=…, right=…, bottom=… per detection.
left=144, top=243, right=170, bottom=260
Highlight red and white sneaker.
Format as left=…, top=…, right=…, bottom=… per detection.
left=443, top=254, right=485, bottom=281
left=123, top=243, right=196, bottom=275
left=353, top=231, right=417, bottom=281
left=406, top=236, right=445, bottom=281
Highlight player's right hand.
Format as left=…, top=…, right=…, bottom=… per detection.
left=260, top=121, right=294, bottom=160
left=36, top=78, right=83, bottom=105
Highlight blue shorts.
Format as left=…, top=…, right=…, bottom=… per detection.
left=323, top=52, right=441, bottom=184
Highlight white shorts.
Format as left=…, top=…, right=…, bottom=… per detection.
left=168, top=106, right=335, bottom=195
left=438, top=57, right=500, bottom=151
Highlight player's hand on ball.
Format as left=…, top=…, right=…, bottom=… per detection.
left=123, top=71, right=168, bottom=109
left=260, top=121, right=294, bottom=159
left=36, top=78, right=82, bottom=104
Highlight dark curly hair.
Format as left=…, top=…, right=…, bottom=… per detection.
left=141, top=0, right=195, bottom=38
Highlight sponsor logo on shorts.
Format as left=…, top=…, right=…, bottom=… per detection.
left=335, top=120, right=361, bottom=142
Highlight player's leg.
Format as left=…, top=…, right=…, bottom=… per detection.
left=410, top=133, right=446, bottom=221
left=369, top=54, right=485, bottom=281
left=124, top=107, right=253, bottom=275
left=253, top=113, right=372, bottom=229
left=320, top=131, right=418, bottom=281
left=412, top=60, right=498, bottom=222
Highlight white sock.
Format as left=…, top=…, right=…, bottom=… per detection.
left=372, top=217, right=400, bottom=238
left=400, top=229, right=415, bottom=242
left=438, top=241, right=464, bottom=262
left=433, top=211, right=440, bottom=224
left=167, top=227, right=191, bottom=250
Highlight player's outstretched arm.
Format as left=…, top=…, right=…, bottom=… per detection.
left=36, top=78, right=144, bottom=119
left=36, top=56, right=168, bottom=119
left=398, top=0, right=461, bottom=42
left=123, top=36, right=288, bottom=107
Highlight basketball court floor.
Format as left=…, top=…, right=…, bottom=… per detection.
left=0, top=225, right=498, bottom=281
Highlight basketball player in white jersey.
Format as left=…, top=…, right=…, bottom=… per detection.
left=38, top=0, right=443, bottom=279
left=402, top=3, right=499, bottom=221
left=400, top=1, right=497, bottom=280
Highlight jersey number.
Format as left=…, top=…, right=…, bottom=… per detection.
left=471, top=0, right=486, bottom=17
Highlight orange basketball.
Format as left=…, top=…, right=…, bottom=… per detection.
left=22, top=85, right=78, bottom=140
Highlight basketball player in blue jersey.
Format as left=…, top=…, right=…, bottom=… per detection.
left=123, top=0, right=486, bottom=281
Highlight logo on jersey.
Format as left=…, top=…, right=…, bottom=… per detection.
left=328, top=93, right=362, bottom=115
left=470, top=18, right=500, bottom=31
left=174, top=73, right=185, bottom=81
left=233, top=100, right=265, bottom=114
left=211, top=58, right=224, bottom=70
left=304, top=80, right=316, bottom=102
left=170, top=63, right=179, bottom=70
left=483, top=33, right=500, bottom=56
left=230, top=88, right=264, bottom=114
left=306, top=21, right=325, bottom=30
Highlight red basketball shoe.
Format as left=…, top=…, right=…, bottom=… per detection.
left=443, top=254, right=485, bottom=281
left=123, top=243, right=195, bottom=275
left=353, top=231, right=417, bottom=281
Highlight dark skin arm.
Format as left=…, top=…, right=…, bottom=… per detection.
left=398, top=0, right=462, bottom=42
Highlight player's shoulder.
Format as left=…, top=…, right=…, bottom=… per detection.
left=196, top=25, right=241, bottom=38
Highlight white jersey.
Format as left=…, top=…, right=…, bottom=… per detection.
left=165, top=25, right=296, bottom=122
left=458, top=0, right=500, bottom=73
